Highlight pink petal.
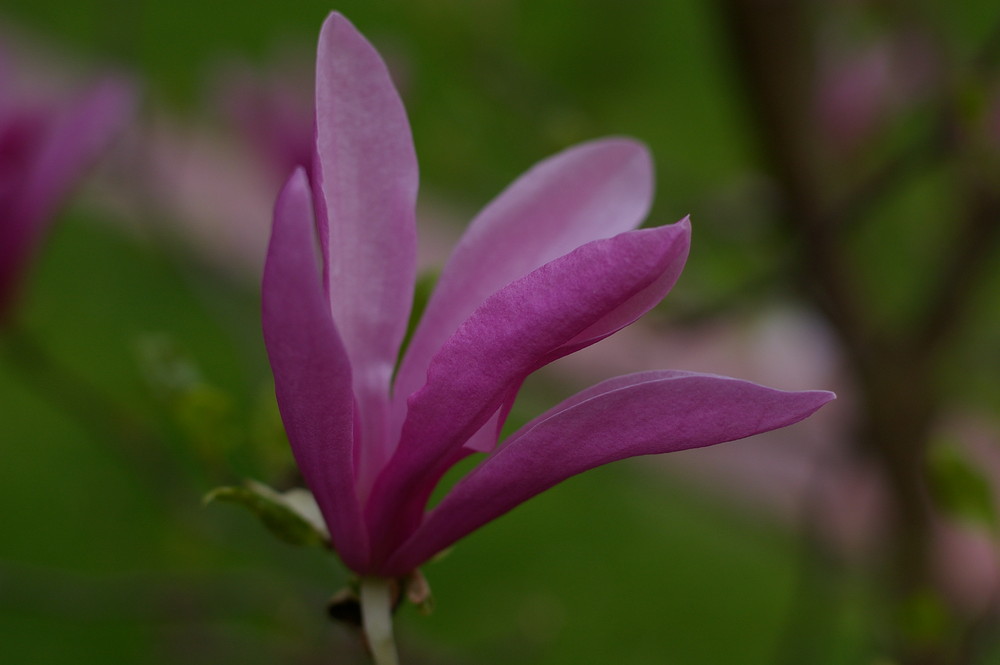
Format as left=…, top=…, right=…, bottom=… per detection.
left=263, top=168, right=368, bottom=570
left=313, top=12, right=418, bottom=496
left=365, top=222, right=689, bottom=565
left=460, top=216, right=691, bottom=455
left=384, top=372, right=835, bottom=575
left=393, top=139, right=653, bottom=432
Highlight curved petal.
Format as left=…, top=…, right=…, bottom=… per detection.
left=313, top=12, right=418, bottom=495
left=263, top=168, right=367, bottom=571
left=462, top=215, right=690, bottom=455
left=393, top=138, right=653, bottom=424
left=383, top=372, right=835, bottom=575
left=365, top=221, right=689, bottom=565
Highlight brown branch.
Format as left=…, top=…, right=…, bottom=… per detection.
left=715, top=0, right=885, bottom=370
left=714, top=2, right=983, bottom=663
left=914, top=176, right=1000, bottom=358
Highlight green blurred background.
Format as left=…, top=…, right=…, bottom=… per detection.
left=2, top=1, right=999, bottom=663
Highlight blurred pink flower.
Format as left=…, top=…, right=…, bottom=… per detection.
left=0, top=59, right=133, bottom=324
left=130, top=116, right=280, bottom=278
left=816, top=44, right=893, bottom=151
left=815, top=30, right=939, bottom=154
left=262, top=12, right=835, bottom=578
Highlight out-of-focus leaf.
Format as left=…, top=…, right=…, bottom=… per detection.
left=205, top=480, right=329, bottom=548
left=135, top=334, right=201, bottom=395
left=897, top=588, right=953, bottom=649
left=136, top=334, right=241, bottom=467
left=926, top=441, right=997, bottom=532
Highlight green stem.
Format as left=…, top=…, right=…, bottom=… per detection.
left=360, top=577, right=399, bottom=665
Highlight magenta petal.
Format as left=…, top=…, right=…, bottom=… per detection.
left=365, top=222, right=689, bottom=564
left=263, top=168, right=368, bottom=570
left=460, top=215, right=689, bottom=455
left=313, top=12, right=418, bottom=494
left=384, top=372, right=835, bottom=575
left=393, top=138, right=653, bottom=425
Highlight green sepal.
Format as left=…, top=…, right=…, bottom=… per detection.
left=205, top=480, right=330, bottom=548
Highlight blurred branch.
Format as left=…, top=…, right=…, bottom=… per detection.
left=830, top=108, right=955, bottom=234
left=713, top=1, right=1000, bottom=663
left=973, top=15, right=1000, bottom=71
left=716, top=0, right=883, bottom=370
left=914, top=182, right=1000, bottom=358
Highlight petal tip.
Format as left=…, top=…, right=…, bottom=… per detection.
left=815, top=389, right=838, bottom=404
left=276, top=166, right=311, bottom=211
left=650, top=215, right=692, bottom=254
left=790, top=388, right=837, bottom=421
left=575, top=136, right=653, bottom=194
left=320, top=11, right=367, bottom=49
left=603, top=136, right=654, bottom=188
left=322, top=11, right=351, bottom=31
left=597, top=135, right=651, bottom=159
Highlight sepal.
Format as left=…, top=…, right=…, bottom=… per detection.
left=205, top=479, right=330, bottom=548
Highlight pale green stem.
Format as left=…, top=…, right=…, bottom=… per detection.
left=360, top=577, right=399, bottom=665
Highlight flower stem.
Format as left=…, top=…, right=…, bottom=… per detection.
left=360, top=577, right=399, bottom=665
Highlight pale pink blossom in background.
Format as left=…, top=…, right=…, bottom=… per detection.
left=129, top=115, right=279, bottom=278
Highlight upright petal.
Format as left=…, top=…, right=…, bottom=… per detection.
left=365, top=222, right=689, bottom=564
left=393, top=139, right=653, bottom=424
left=313, top=12, right=419, bottom=495
left=263, top=168, right=368, bottom=570
left=384, top=372, right=835, bottom=575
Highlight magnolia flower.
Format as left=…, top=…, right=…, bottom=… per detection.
left=0, top=67, right=133, bottom=325
left=262, top=12, right=833, bottom=658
